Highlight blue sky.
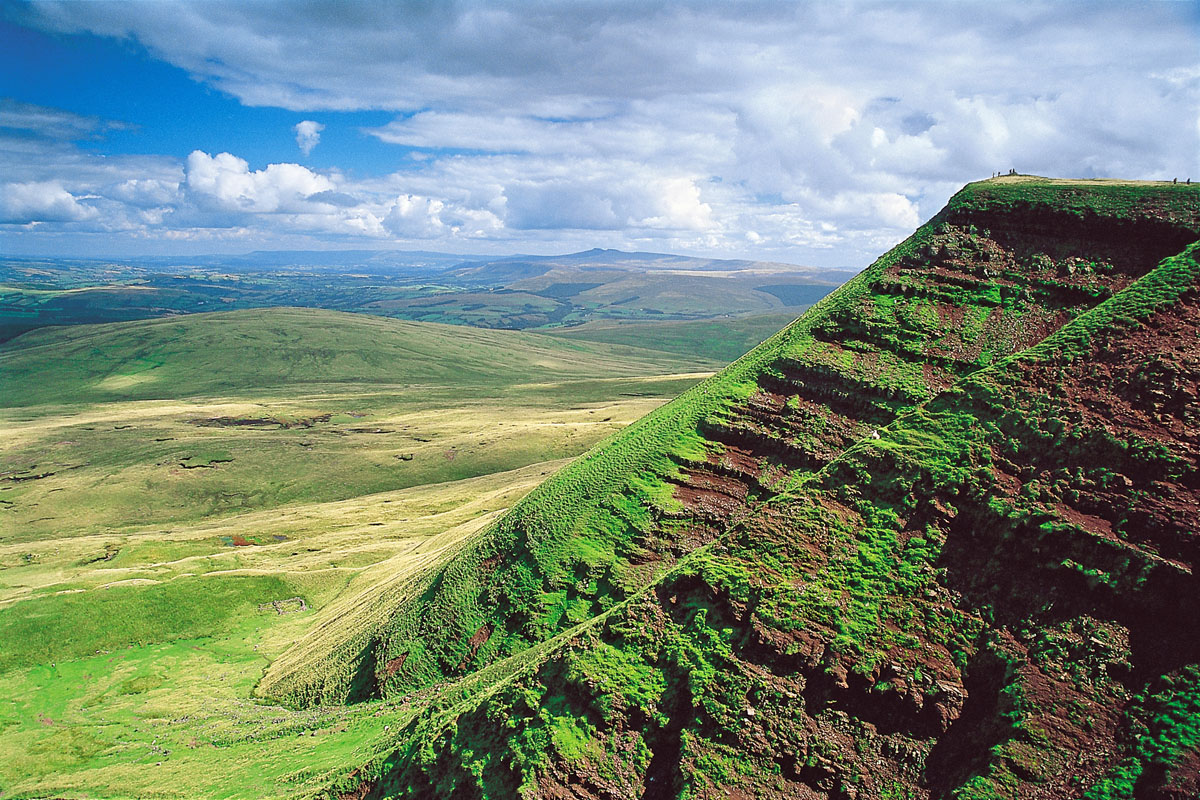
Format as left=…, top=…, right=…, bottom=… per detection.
left=1, top=1, right=1197, bottom=266
left=1, top=19, right=405, bottom=174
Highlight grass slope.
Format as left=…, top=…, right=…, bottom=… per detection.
left=0, top=307, right=715, bottom=542
left=544, top=311, right=805, bottom=363
left=290, top=177, right=1200, bottom=799
left=0, top=306, right=716, bottom=407
left=0, top=307, right=719, bottom=798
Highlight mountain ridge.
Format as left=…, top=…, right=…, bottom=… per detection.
left=258, top=176, right=1200, bottom=799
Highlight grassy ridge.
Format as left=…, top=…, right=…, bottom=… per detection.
left=258, top=210, right=941, bottom=706
left=951, top=175, right=1200, bottom=224
left=349, top=187, right=1200, bottom=799
left=0, top=306, right=717, bottom=407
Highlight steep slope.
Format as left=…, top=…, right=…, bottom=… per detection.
left=367, top=242, right=1200, bottom=800
left=263, top=178, right=1200, bottom=798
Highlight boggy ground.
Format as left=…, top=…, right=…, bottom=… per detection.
left=322, top=178, right=1200, bottom=799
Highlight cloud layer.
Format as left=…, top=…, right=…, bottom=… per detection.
left=4, top=1, right=1198, bottom=262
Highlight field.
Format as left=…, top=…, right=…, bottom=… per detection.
left=0, top=249, right=848, bottom=342
left=0, top=307, right=719, bottom=798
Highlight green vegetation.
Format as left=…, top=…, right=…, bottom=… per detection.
left=949, top=174, right=1200, bottom=224
left=0, top=573, right=297, bottom=672
left=5, top=177, right=1199, bottom=799
left=0, top=308, right=715, bottom=543
left=0, top=306, right=719, bottom=798
left=1084, top=667, right=1200, bottom=799
left=0, top=249, right=844, bottom=340
left=296, top=176, right=1200, bottom=799
left=546, top=311, right=804, bottom=362
left=0, top=306, right=717, bottom=407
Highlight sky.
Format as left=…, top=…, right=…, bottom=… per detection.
left=0, top=1, right=1197, bottom=268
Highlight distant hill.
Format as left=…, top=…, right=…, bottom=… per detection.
left=0, top=248, right=851, bottom=341
left=260, top=177, right=1200, bottom=799
left=450, top=246, right=852, bottom=274
left=547, top=311, right=805, bottom=362
left=0, top=306, right=719, bottom=407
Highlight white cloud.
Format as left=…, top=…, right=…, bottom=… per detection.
left=0, top=98, right=121, bottom=140
left=382, top=194, right=446, bottom=239
left=0, top=181, right=97, bottom=224
left=294, top=120, right=324, bottom=156
left=821, top=191, right=921, bottom=232
left=106, top=177, right=181, bottom=208
left=184, top=151, right=335, bottom=213
left=7, top=2, right=1200, bottom=263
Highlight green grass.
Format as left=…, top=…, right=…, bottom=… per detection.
left=951, top=174, right=1200, bottom=226
left=545, top=311, right=806, bottom=362
left=0, top=306, right=718, bottom=407
left=0, top=306, right=719, bottom=798
left=0, top=612, right=409, bottom=799
left=0, top=307, right=716, bottom=543
left=0, top=573, right=299, bottom=672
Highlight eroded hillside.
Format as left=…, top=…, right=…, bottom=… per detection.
left=265, top=178, right=1200, bottom=799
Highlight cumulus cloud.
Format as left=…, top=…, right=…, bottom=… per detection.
left=7, top=1, right=1200, bottom=262
left=0, top=181, right=97, bottom=224
left=106, top=177, right=181, bottom=208
left=294, top=120, right=324, bottom=156
left=185, top=151, right=335, bottom=213
left=383, top=194, right=446, bottom=238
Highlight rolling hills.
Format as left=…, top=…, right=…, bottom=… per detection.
left=0, top=248, right=847, bottom=341
left=0, top=306, right=717, bottom=407
left=262, top=177, right=1200, bottom=799
left=0, top=308, right=723, bottom=798
left=0, top=308, right=719, bottom=542
left=3, top=176, right=1197, bottom=800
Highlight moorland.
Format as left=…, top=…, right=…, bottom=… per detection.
left=0, top=307, right=727, bottom=797
left=2, top=175, right=1198, bottom=800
